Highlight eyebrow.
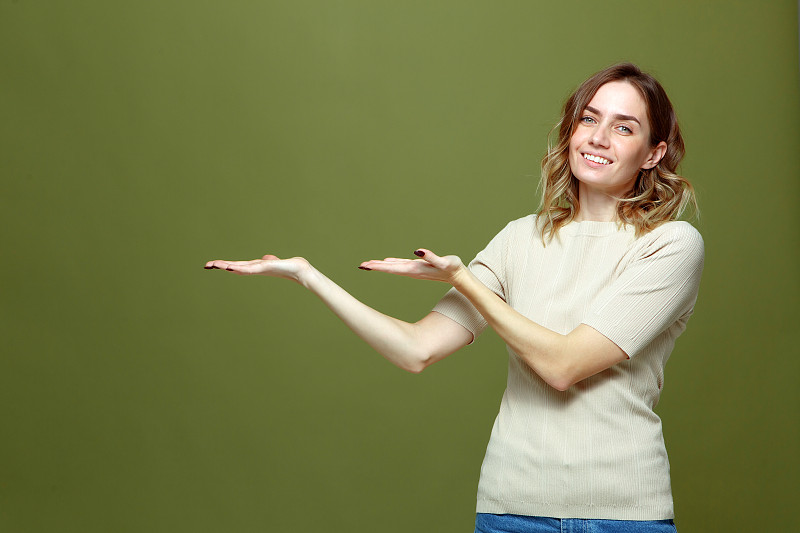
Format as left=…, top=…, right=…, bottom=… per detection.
left=585, top=105, right=641, bottom=126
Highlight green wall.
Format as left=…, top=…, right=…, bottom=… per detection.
left=2, top=1, right=798, bottom=531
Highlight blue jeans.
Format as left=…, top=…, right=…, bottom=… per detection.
left=475, top=514, right=677, bottom=533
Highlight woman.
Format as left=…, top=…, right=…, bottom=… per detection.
left=205, top=63, right=703, bottom=533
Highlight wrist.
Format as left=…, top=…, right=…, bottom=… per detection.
left=294, top=261, right=318, bottom=289
left=449, top=263, right=472, bottom=290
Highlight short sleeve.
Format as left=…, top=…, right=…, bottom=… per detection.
left=431, top=220, right=515, bottom=338
left=581, top=222, right=705, bottom=358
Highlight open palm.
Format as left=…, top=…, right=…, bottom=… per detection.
left=358, top=248, right=466, bottom=285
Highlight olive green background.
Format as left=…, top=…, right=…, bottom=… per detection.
left=2, top=1, right=798, bottom=531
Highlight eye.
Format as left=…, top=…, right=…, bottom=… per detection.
left=616, top=124, right=633, bottom=134
left=580, top=116, right=596, bottom=125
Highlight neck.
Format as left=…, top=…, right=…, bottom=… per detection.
left=575, top=183, right=620, bottom=222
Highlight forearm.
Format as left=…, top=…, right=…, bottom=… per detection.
left=449, top=266, right=627, bottom=390
left=206, top=254, right=469, bottom=372
left=450, top=268, right=574, bottom=389
left=341, top=249, right=626, bottom=388
left=298, top=266, right=431, bottom=372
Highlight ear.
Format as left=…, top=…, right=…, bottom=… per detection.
left=642, top=141, right=667, bottom=170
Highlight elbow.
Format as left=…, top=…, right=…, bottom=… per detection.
left=397, top=351, right=433, bottom=374
left=404, top=353, right=435, bottom=374
left=403, top=362, right=426, bottom=374
left=400, top=361, right=427, bottom=374
left=403, top=342, right=445, bottom=373
left=520, top=352, right=576, bottom=391
left=547, top=375, right=575, bottom=392
left=544, top=359, right=594, bottom=391
left=546, top=360, right=582, bottom=391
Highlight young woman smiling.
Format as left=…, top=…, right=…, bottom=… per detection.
left=205, top=63, right=702, bottom=533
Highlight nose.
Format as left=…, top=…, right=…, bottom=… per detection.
left=590, top=126, right=610, bottom=148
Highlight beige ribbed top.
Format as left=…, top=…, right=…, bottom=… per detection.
left=433, top=215, right=704, bottom=520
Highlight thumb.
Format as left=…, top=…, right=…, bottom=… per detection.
left=413, top=248, right=452, bottom=270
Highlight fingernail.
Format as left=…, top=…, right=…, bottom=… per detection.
left=414, top=250, right=425, bottom=257
left=204, top=266, right=213, bottom=269
left=226, top=267, right=234, bottom=271
left=358, top=266, right=372, bottom=271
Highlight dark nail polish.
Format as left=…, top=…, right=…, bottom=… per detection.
left=204, top=266, right=213, bottom=269
left=358, top=266, right=372, bottom=271
left=414, top=250, right=425, bottom=257
left=226, top=267, right=234, bottom=271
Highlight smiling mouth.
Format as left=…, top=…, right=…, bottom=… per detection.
left=582, top=153, right=611, bottom=165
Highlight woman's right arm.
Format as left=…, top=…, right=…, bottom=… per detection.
left=204, top=255, right=473, bottom=373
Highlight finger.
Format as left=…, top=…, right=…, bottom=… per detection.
left=413, top=248, right=444, bottom=267
left=361, top=259, right=433, bottom=275
left=204, top=260, right=228, bottom=270
left=359, top=258, right=412, bottom=270
left=358, top=260, right=378, bottom=271
left=204, top=259, right=254, bottom=272
left=262, top=254, right=279, bottom=261
left=219, top=261, right=240, bottom=272
left=224, top=259, right=263, bottom=275
left=228, top=262, right=259, bottom=274
left=413, top=248, right=437, bottom=260
left=362, top=259, right=417, bottom=268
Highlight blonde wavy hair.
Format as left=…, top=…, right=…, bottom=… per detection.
left=537, top=63, right=697, bottom=241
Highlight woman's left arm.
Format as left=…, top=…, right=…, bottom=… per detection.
left=360, top=249, right=626, bottom=391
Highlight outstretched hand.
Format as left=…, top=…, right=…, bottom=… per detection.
left=358, top=249, right=467, bottom=286
left=204, top=255, right=311, bottom=284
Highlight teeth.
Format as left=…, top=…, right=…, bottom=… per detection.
left=583, top=154, right=611, bottom=165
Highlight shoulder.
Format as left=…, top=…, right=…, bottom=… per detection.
left=647, top=221, right=703, bottom=248
left=636, top=221, right=704, bottom=267
left=474, top=214, right=540, bottom=262
left=477, top=214, right=540, bottom=246
left=497, top=214, right=541, bottom=239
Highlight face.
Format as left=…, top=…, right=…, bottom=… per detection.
left=568, top=81, right=666, bottom=198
